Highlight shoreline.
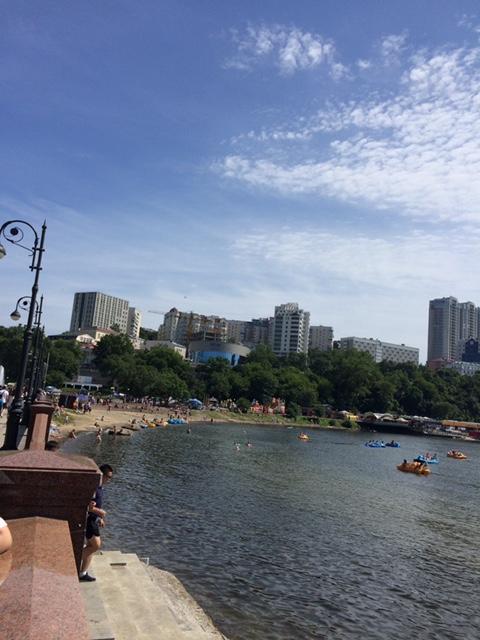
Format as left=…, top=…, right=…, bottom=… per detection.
left=52, top=406, right=351, bottom=445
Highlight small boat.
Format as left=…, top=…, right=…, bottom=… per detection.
left=168, top=418, right=187, bottom=425
left=365, top=441, right=385, bottom=448
left=447, top=451, right=467, bottom=460
left=298, top=433, right=310, bottom=441
left=415, top=454, right=439, bottom=464
left=385, top=441, right=400, bottom=448
left=397, top=462, right=431, bottom=475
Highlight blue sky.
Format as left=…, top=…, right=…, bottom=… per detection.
left=2, top=1, right=480, bottom=360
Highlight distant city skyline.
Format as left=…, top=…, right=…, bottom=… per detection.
left=2, top=2, right=480, bottom=363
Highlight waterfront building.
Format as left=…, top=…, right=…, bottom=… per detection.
left=70, top=292, right=130, bottom=334
left=189, top=340, right=250, bottom=365
left=340, top=337, right=419, bottom=365
left=127, top=307, right=142, bottom=339
left=461, top=338, right=480, bottom=363
left=142, top=340, right=187, bottom=358
left=226, top=317, right=272, bottom=347
left=427, top=297, right=480, bottom=365
left=427, top=297, right=459, bottom=364
left=245, top=317, right=272, bottom=347
left=226, top=319, right=248, bottom=344
left=159, top=308, right=228, bottom=345
left=271, top=303, right=310, bottom=356
left=445, top=360, right=480, bottom=376
left=340, top=337, right=383, bottom=362
left=309, top=325, right=333, bottom=351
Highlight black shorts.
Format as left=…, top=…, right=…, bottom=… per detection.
left=85, top=515, right=101, bottom=539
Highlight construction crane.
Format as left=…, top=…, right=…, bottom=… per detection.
left=147, top=310, right=166, bottom=315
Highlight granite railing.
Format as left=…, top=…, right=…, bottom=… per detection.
left=0, top=516, right=90, bottom=639
left=0, top=400, right=101, bottom=638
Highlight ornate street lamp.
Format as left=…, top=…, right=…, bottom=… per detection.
left=0, top=220, right=47, bottom=450
left=9, top=295, right=44, bottom=429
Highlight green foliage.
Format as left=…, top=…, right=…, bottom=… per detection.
left=286, top=401, right=301, bottom=419
left=4, top=327, right=480, bottom=421
left=236, top=397, right=251, bottom=413
left=48, top=339, right=83, bottom=379
left=0, top=326, right=24, bottom=381
left=139, top=327, right=158, bottom=340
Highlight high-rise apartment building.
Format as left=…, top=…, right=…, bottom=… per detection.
left=245, top=318, right=271, bottom=347
left=127, top=307, right=142, bottom=339
left=309, top=325, right=333, bottom=351
left=225, top=317, right=272, bottom=346
left=226, top=320, right=248, bottom=344
left=159, top=308, right=227, bottom=345
left=427, top=297, right=459, bottom=363
left=340, top=337, right=419, bottom=365
left=70, top=292, right=130, bottom=333
left=428, top=297, right=480, bottom=364
left=271, top=303, right=310, bottom=356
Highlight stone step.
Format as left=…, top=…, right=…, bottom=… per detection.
left=80, top=579, right=116, bottom=640
left=86, top=551, right=226, bottom=640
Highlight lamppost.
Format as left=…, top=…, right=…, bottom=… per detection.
left=9, top=295, right=44, bottom=431
left=0, top=220, right=47, bottom=450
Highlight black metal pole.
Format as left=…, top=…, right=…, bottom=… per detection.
left=32, top=326, right=45, bottom=397
left=26, top=296, right=43, bottom=402
left=2, top=221, right=46, bottom=450
left=42, top=350, right=50, bottom=389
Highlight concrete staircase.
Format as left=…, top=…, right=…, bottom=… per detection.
left=80, top=551, right=227, bottom=640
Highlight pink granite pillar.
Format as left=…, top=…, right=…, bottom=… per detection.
left=0, top=450, right=100, bottom=572
left=25, top=401, right=55, bottom=450
left=0, top=517, right=90, bottom=639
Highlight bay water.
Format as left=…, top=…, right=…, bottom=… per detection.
left=65, top=423, right=480, bottom=639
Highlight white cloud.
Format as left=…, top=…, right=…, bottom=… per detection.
left=230, top=225, right=480, bottom=359
left=225, top=24, right=347, bottom=78
left=380, top=33, right=408, bottom=64
left=221, top=46, right=480, bottom=222
left=356, top=58, right=372, bottom=70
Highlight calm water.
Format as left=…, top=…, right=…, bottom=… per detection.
left=65, top=424, right=480, bottom=639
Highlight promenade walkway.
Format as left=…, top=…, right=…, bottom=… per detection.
left=81, top=551, right=227, bottom=640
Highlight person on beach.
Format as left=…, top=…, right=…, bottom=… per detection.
left=79, top=463, right=114, bottom=582
left=0, top=386, right=9, bottom=417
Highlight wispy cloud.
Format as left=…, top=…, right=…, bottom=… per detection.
left=380, top=33, right=408, bottom=65
left=220, top=45, right=480, bottom=222
left=224, top=24, right=347, bottom=78
left=233, top=226, right=480, bottom=292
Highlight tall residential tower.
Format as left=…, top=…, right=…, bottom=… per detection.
left=70, top=292, right=130, bottom=333
left=271, top=303, right=310, bottom=356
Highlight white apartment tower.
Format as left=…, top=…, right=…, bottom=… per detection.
left=309, top=325, right=333, bottom=351
left=70, top=292, right=129, bottom=333
left=272, top=303, right=310, bottom=356
left=127, top=307, right=142, bottom=339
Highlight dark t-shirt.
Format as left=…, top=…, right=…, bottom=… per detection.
left=88, top=485, right=104, bottom=516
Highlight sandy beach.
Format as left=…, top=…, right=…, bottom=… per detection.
left=0, top=403, right=348, bottom=449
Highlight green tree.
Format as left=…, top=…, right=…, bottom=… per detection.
left=277, top=367, right=317, bottom=407
left=0, top=326, right=24, bottom=382
left=95, top=334, right=134, bottom=378
left=286, top=401, right=301, bottom=419
left=139, top=327, right=158, bottom=340
left=48, top=339, right=83, bottom=379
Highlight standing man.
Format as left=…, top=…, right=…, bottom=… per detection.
left=79, top=463, right=114, bottom=582
left=0, top=386, right=9, bottom=417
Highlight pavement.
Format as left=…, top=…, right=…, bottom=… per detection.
left=80, top=551, right=228, bottom=640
